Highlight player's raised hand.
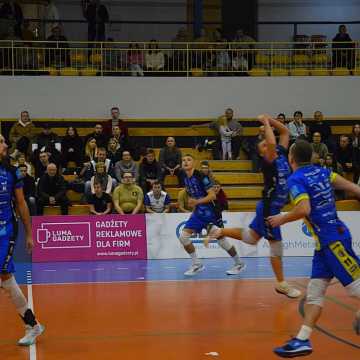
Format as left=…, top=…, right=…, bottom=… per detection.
left=257, top=114, right=271, bottom=125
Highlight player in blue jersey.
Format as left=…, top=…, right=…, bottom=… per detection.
left=178, top=154, right=245, bottom=276
left=207, top=114, right=301, bottom=298
left=0, top=134, right=44, bottom=346
left=269, top=140, right=360, bottom=358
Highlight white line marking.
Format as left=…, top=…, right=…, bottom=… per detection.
left=116, top=267, right=129, bottom=270
left=43, top=269, right=56, bottom=272
left=68, top=268, right=80, bottom=271
left=163, top=266, right=176, bottom=270
left=27, top=271, right=37, bottom=360
left=93, top=268, right=104, bottom=271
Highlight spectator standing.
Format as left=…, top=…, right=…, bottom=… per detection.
left=311, top=132, right=328, bottom=160
left=225, top=108, right=243, bottom=159
left=114, top=150, right=138, bottom=183
left=0, top=0, right=23, bottom=38
left=177, top=188, right=193, bottom=213
left=145, top=40, right=165, bottom=75
left=18, top=164, right=36, bottom=216
left=352, top=124, right=360, bottom=183
left=88, top=180, right=112, bottom=215
left=37, top=163, right=69, bottom=215
left=139, top=149, right=162, bottom=193
left=61, top=126, right=83, bottom=169
left=45, top=26, right=69, bottom=67
left=159, top=137, right=182, bottom=185
left=113, top=172, right=143, bottom=214
left=233, top=29, right=255, bottom=70
left=214, top=181, right=228, bottom=211
left=144, top=181, right=171, bottom=213
left=9, top=111, right=36, bottom=157
left=84, top=123, right=108, bottom=148
left=42, top=0, right=60, bottom=39
left=219, top=115, right=234, bottom=160
left=336, top=135, right=353, bottom=174
left=332, top=24, right=355, bottom=69
left=84, top=0, right=109, bottom=42
left=287, top=111, right=307, bottom=143
left=128, top=43, right=144, bottom=76
left=308, top=111, right=334, bottom=152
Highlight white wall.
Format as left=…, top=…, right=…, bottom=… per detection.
left=1, top=76, right=359, bottom=119
left=258, top=0, right=360, bottom=41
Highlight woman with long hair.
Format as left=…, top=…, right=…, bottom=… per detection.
left=61, top=126, right=83, bottom=168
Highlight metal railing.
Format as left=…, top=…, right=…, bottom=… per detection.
left=0, top=40, right=359, bottom=76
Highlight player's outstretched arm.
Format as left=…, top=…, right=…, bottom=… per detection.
left=268, top=116, right=290, bottom=150
left=258, top=114, right=277, bottom=162
left=332, top=174, right=360, bottom=198
left=268, top=199, right=311, bottom=227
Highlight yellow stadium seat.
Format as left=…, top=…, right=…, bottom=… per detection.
left=332, top=67, right=350, bottom=76
left=60, top=67, right=78, bottom=76
left=70, top=51, right=87, bottom=66
left=191, top=68, right=204, bottom=76
left=310, top=68, right=330, bottom=76
left=43, top=206, right=61, bottom=215
left=255, top=53, right=270, bottom=65
left=290, top=68, right=310, bottom=76
left=293, top=54, right=310, bottom=65
left=69, top=205, right=90, bottom=215
left=90, top=53, right=102, bottom=65
left=80, top=67, right=98, bottom=76
left=270, top=68, right=288, bottom=76
left=44, top=67, right=58, bottom=76
left=249, top=67, right=268, bottom=76
left=312, top=53, right=330, bottom=64
left=272, top=54, right=290, bottom=65
left=352, top=68, right=360, bottom=76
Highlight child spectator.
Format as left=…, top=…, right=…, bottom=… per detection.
left=144, top=181, right=171, bottom=213
left=88, top=180, right=113, bottom=215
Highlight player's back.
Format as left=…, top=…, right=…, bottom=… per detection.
left=288, top=165, right=350, bottom=248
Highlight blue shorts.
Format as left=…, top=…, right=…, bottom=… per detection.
left=184, top=207, right=223, bottom=233
left=0, top=222, right=16, bottom=274
left=249, top=200, right=282, bottom=241
left=311, top=238, right=360, bottom=286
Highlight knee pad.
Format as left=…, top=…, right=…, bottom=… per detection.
left=306, top=279, right=330, bottom=307
left=217, top=237, right=233, bottom=251
left=346, top=278, right=360, bottom=298
left=269, top=241, right=283, bottom=257
left=179, top=231, right=192, bottom=246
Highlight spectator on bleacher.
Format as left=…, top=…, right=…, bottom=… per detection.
left=159, top=137, right=182, bottom=186
left=45, top=26, right=69, bottom=67
left=32, top=123, right=61, bottom=164
left=144, top=181, right=171, bottom=213
left=107, top=137, right=122, bottom=166
left=88, top=161, right=113, bottom=197
left=34, top=151, right=50, bottom=180
left=225, top=108, right=243, bottom=159
left=199, top=160, right=215, bottom=183
left=83, top=137, right=98, bottom=163
left=113, top=172, right=143, bottom=214
left=18, top=164, right=36, bottom=216
left=308, top=111, right=334, bottom=152
left=219, top=115, right=234, bottom=160
left=335, top=135, right=353, bottom=174
left=233, top=29, right=255, bottom=70
left=215, top=40, right=231, bottom=73
left=177, top=188, right=193, bottom=213
left=232, top=51, right=248, bottom=74
left=114, top=150, right=138, bottom=183
left=88, top=180, right=113, bottom=215
left=84, top=0, right=109, bottom=42
left=287, top=111, right=306, bottom=143
left=128, top=43, right=144, bottom=76
left=214, top=180, right=228, bottom=211
left=324, top=153, right=345, bottom=200
left=21, top=19, right=34, bottom=42
left=145, top=40, right=165, bottom=75
left=108, top=106, right=128, bottom=136
left=112, top=124, right=129, bottom=152
left=37, top=163, right=69, bottom=215
left=42, top=0, right=60, bottom=39
left=332, top=25, right=355, bottom=69
left=311, top=132, right=328, bottom=161
left=84, top=123, right=108, bottom=148
left=276, top=113, right=286, bottom=125
left=13, top=152, right=32, bottom=176
left=139, top=149, right=162, bottom=194
left=9, top=110, right=36, bottom=157
left=0, top=0, right=23, bottom=38
left=61, top=126, right=83, bottom=169
left=352, top=124, right=360, bottom=183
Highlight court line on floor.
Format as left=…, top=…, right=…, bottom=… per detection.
left=27, top=270, right=37, bottom=360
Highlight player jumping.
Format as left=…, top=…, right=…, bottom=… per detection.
left=178, top=154, right=245, bottom=276
left=0, top=134, right=44, bottom=345
left=269, top=140, right=360, bottom=358
left=207, top=114, right=301, bottom=298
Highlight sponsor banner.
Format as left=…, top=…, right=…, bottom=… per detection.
left=32, top=214, right=147, bottom=262
left=146, top=212, right=360, bottom=259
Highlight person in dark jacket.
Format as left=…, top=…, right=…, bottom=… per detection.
left=37, top=163, right=69, bottom=215
left=45, top=26, right=69, bottom=66
left=84, top=0, right=109, bottom=42
left=332, top=24, right=355, bottom=69
left=18, top=164, right=37, bottom=216
left=352, top=124, right=360, bottom=183
left=139, top=149, right=162, bottom=193
left=335, top=135, right=353, bottom=174
left=107, top=137, right=123, bottom=166
left=159, top=137, right=182, bottom=185
left=308, top=111, right=334, bottom=153
left=84, top=123, right=109, bottom=148
left=34, top=151, right=50, bottom=180
left=0, top=0, right=23, bottom=38
left=61, top=126, right=83, bottom=168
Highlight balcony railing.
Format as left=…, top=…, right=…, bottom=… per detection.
left=0, top=40, right=359, bottom=76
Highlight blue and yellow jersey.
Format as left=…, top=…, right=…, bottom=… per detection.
left=261, top=145, right=291, bottom=209
left=288, top=165, right=350, bottom=249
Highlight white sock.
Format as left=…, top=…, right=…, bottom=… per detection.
left=296, top=325, right=313, bottom=340
left=232, top=254, right=242, bottom=265
left=190, top=251, right=200, bottom=265
left=2, top=277, right=28, bottom=316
